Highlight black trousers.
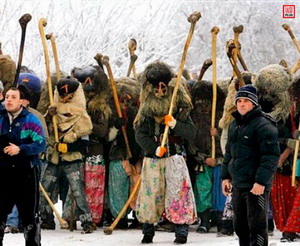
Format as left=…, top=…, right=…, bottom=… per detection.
left=0, top=165, right=40, bottom=246
left=232, top=188, right=269, bottom=246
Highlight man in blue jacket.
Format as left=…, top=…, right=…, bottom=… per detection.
left=0, top=87, right=46, bottom=246
left=221, top=85, right=280, bottom=246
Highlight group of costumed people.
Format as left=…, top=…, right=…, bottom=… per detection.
left=0, top=27, right=300, bottom=246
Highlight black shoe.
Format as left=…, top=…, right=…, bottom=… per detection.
left=174, top=235, right=187, bottom=244
left=281, top=232, right=297, bottom=242
left=82, top=222, right=96, bottom=234
left=40, top=221, right=55, bottom=230
left=141, top=234, right=153, bottom=244
left=196, top=225, right=208, bottom=233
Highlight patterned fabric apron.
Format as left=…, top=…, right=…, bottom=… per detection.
left=136, top=155, right=197, bottom=224
left=108, top=160, right=130, bottom=218
left=84, top=155, right=106, bottom=223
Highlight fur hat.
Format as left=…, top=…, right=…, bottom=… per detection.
left=254, top=64, right=292, bottom=94
left=17, top=73, right=42, bottom=94
left=235, top=85, right=259, bottom=106
left=56, top=77, right=79, bottom=96
left=145, top=62, right=173, bottom=87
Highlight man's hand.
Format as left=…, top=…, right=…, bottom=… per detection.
left=164, top=115, right=177, bottom=129
left=250, top=183, right=265, bottom=195
left=210, top=128, right=218, bottom=137
left=3, top=143, right=20, bottom=156
left=205, top=158, right=216, bottom=167
left=222, top=179, right=232, bottom=196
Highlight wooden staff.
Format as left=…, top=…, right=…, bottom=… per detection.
left=46, top=33, right=61, bottom=81
left=211, top=27, right=220, bottom=159
left=291, top=60, right=300, bottom=74
left=38, top=19, right=59, bottom=142
left=160, top=11, right=201, bottom=148
left=14, top=13, right=32, bottom=85
left=39, top=184, right=69, bottom=228
left=99, top=54, right=132, bottom=158
left=226, top=39, right=245, bottom=87
left=231, top=25, right=243, bottom=76
left=282, top=24, right=300, bottom=53
left=103, top=176, right=141, bottom=235
left=197, top=58, right=212, bottom=82
left=292, top=121, right=300, bottom=187
left=127, top=38, right=138, bottom=78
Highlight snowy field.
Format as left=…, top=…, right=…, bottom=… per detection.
left=2, top=225, right=287, bottom=246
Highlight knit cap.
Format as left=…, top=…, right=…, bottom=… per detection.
left=235, top=84, right=259, bottom=106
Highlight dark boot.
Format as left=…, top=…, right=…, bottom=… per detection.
left=24, top=223, right=41, bottom=246
left=174, top=224, right=188, bottom=244
left=197, top=210, right=211, bottom=233
left=40, top=212, right=55, bottom=230
left=219, top=219, right=234, bottom=236
left=142, top=223, right=154, bottom=244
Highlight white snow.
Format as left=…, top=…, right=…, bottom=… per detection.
left=2, top=225, right=287, bottom=246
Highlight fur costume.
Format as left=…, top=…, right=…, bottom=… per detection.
left=190, top=80, right=225, bottom=158
left=254, top=64, right=292, bottom=122
left=109, top=77, right=141, bottom=161
left=47, top=81, right=92, bottom=164
left=135, top=61, right=192, bottom=126
left=0, top=54, right=16, bottom=93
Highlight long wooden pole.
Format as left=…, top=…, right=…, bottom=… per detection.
left=39, top=184, right=68, bottom=228
left=46, top=33, right=61, bottom=81
left=160, top=11, right=201, bottom=148
left=282, top=24, right=300, bottom=53
left=101, top=55, right=132, bottom=158
left=38, top=18, right=59, bottom=143
left=14, top=13, right=32, bottom=86
left=211, top=27, right=220, bottom=159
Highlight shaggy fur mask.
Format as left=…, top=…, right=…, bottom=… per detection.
left=135, top=61, right=192, bottom=126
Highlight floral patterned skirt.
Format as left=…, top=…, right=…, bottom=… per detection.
left=135, top=155, right=197, bottom=224
left=85, top=155, right=106, bottom=223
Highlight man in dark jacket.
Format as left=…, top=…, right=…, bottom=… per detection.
left=0, top=87, right=46, bottom=246
left=221, top=85, right=280, bottom=246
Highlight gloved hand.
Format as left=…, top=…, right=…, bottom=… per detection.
left=47, top=106, right=57, bottom=117
left=53, top=142, right=68, bottom=153
left=114, top=117, right=127, bottom=129
left=164, top=115, right=176, bottom=129
left=155, top=146, right=167, bottom=157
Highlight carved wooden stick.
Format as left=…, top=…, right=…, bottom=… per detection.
left=14, top=13, right=32, bottom=85
left=99, top=54, right=132, bottom=158
left=161, top=11, right=201, bottom=148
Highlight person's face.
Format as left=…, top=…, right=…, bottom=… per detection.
left=5, top=89, right=22, bottom=113
left=236, top=98, right=254, bottom=115
left=59, top=93, right=75, bottom=103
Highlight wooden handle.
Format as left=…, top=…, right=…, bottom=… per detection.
left=39, top=183, right=69, bottom=228
left=46, top=33, right=61, bottom=81
left=102, top=56, right=132, bottom=158
left=211, top=26, right=220, bottom=159
left=161, top=11, right=201, bottom=148
left=103, top=176, right=141, bottom=235
left=38, top=18, right=59, bottom=143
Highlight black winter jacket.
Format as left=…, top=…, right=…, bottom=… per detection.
left=221, top=106, right=280, bottom=191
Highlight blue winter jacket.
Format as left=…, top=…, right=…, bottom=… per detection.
left=0, top=107, right=46, bottom=168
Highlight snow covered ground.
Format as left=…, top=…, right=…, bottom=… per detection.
left=2, top=224, right=289, bottom=246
